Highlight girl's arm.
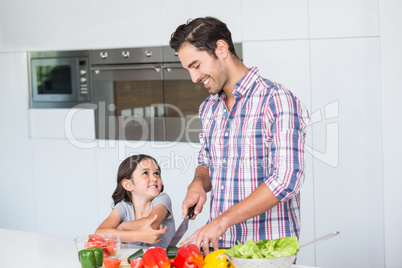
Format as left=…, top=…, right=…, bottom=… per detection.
left=117, top=204, right=169, bottom=231
left=95, top=209, right=167, bottom=244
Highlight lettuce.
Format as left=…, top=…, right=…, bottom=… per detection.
left=225, top=237, right=299, bottom=259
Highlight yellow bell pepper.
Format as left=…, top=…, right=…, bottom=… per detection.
left=203, top=249, right=234, bottom=268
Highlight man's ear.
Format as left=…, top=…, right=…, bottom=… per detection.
left=122, top=178, right=134, bottom=191
left=215, top=40, right=229, bottom=59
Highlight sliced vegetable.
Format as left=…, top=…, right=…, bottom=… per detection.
left=85, top=235, right=105, bottom=249
left=204, top=249, right=233, bottom=268
left=128, top=248, right=145, bottom=263
left=78, top=247, right=104, bottom=268
left=142, top=247, right=171, bottom=268
left=166, top=247, right=180, bottom=259
left=103, top=257, right=122, bottom=268
left=130, top=258, right=144, bottom=268
left=172, top=244, right=204, bottom=268
left=225, top=237, right=299, bottom=259
left=105, top=240, right=118, bottom=256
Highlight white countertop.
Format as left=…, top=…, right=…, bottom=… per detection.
left=0, top=228, right=316, bottom=268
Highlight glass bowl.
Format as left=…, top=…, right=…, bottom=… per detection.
left=74, top=233, right=122, bottom=258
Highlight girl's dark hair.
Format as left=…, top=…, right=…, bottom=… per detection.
left=112, top=154, right=163, bottom=205
left=169, top=16, right=238, bottom=59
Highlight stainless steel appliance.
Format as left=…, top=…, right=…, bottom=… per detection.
left=29, top=50, right=91, bottom=108
left=90, top=44, right=243, bottom=142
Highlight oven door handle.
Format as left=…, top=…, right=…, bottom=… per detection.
left=91, top=64, right=162, bottom=72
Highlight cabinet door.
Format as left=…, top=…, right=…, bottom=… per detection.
left=0, top=52, right=35, bottom=231
left=25, top=0, right=91, bottom=50
left=310, top=37, right=384, bottom=268
left=90, top=0, right=162, bottom=48
left=161, top=0, right=243, bottom=45
left=0, top=0, right=28, bottom=52
left=242, top=0, right=309, bottom=41
left=309, top=0, right=379, bottom=38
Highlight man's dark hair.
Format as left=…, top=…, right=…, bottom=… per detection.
left=169, top=17, right=238, bottom=59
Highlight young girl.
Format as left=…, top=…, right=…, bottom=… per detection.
left=96, top=154, right=175, bottom=248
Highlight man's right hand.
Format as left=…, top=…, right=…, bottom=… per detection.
left=182, top=165, right=211, bottom=219
left=182, top=180, right=207, bottom=219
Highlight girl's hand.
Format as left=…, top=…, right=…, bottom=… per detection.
left=137, top=215, right=167, bottom=244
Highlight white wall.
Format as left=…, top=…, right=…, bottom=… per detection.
left=1, top=0, right=401, bottom=267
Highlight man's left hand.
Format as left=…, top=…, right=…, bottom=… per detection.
left=177, top=218, right=227, bottom=255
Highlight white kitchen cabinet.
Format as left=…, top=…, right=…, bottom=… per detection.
left=241, top=0, right=309, bottom=41
left=379, top=0, right=402, bottom=266
left=310, top=37, right=384, bottom=268
left=32, top=139, right=99, bottom=238
left=242, top=40, right=311, bottom=109
left=161, top=0, right=243, bottom=46
left=29, top=108, right=96, bottom=141
left=90, top=0, right=163, bottom=48
left=296, top=129, right=315, bottom=266
left=0, top=52, right=36, bottom=232
left=0, top=0, right=28, bottom=52
left=24, top=0, right=91, bottom=51
left=309, top=0, right=379, bottom=39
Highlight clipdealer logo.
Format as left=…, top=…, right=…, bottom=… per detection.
left=305, top=100, right=339, bottom=167
left=64, top=102, right=202, bottom=158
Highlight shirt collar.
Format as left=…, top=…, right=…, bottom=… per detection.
left=209, top=67, right=260, bottom=101
left=233, top=67, right=259, bottom=96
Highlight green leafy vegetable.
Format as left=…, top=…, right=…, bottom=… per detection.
left=225, top=237, right=299, bottom=259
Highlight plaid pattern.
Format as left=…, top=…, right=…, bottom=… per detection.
left=198, top=67, right=310, bottom=247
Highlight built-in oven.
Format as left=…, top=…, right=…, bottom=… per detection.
left=90, top=46, right=214, bottom=143
left=29, top=50, right=91, bottom=108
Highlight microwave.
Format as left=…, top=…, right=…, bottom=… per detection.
left=29, top=50, right=91, bottom=108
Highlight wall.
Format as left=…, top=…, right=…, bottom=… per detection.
left=379, top=0, right=402, bottom=267
left=0, top=0, right=401, bottom=267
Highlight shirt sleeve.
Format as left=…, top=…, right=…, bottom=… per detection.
left=113, top=201, right=131, bottom=223
left=263, top=86, right=310, bottom=201
left=197, top=100, right=211, bottom=167
left=152, top=192, right=173, bottom=219
left=198, top=131, right=210, bottom=167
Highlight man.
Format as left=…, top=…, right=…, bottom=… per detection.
left=169, top=17, right=310, bottom=254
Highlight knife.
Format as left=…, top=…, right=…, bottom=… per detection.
left=167, top=205, right=196, bottom=247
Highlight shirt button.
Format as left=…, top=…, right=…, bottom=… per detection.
left=223, top=159, right=226, bottom=163
left=224, top=132, right=228, bottom=136
left=221, top=185, right=224, bottom=190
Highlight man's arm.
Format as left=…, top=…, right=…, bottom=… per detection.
left=178, top=182, right=279, bottom=253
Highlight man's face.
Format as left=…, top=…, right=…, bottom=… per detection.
left=178, top=43, right=228, bottom=95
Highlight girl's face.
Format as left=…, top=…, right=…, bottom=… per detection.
left=131, top=158, right=162, bottom=199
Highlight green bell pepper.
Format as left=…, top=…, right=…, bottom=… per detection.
left=78, top=247, right=103, bottom=268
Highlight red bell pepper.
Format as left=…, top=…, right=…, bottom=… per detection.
left=142, top=247, right=171, bottom=268
left=172, top=244, right=204, bottom=268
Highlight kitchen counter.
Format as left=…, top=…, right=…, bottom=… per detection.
left=0, top=228, right=317, bottom=268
